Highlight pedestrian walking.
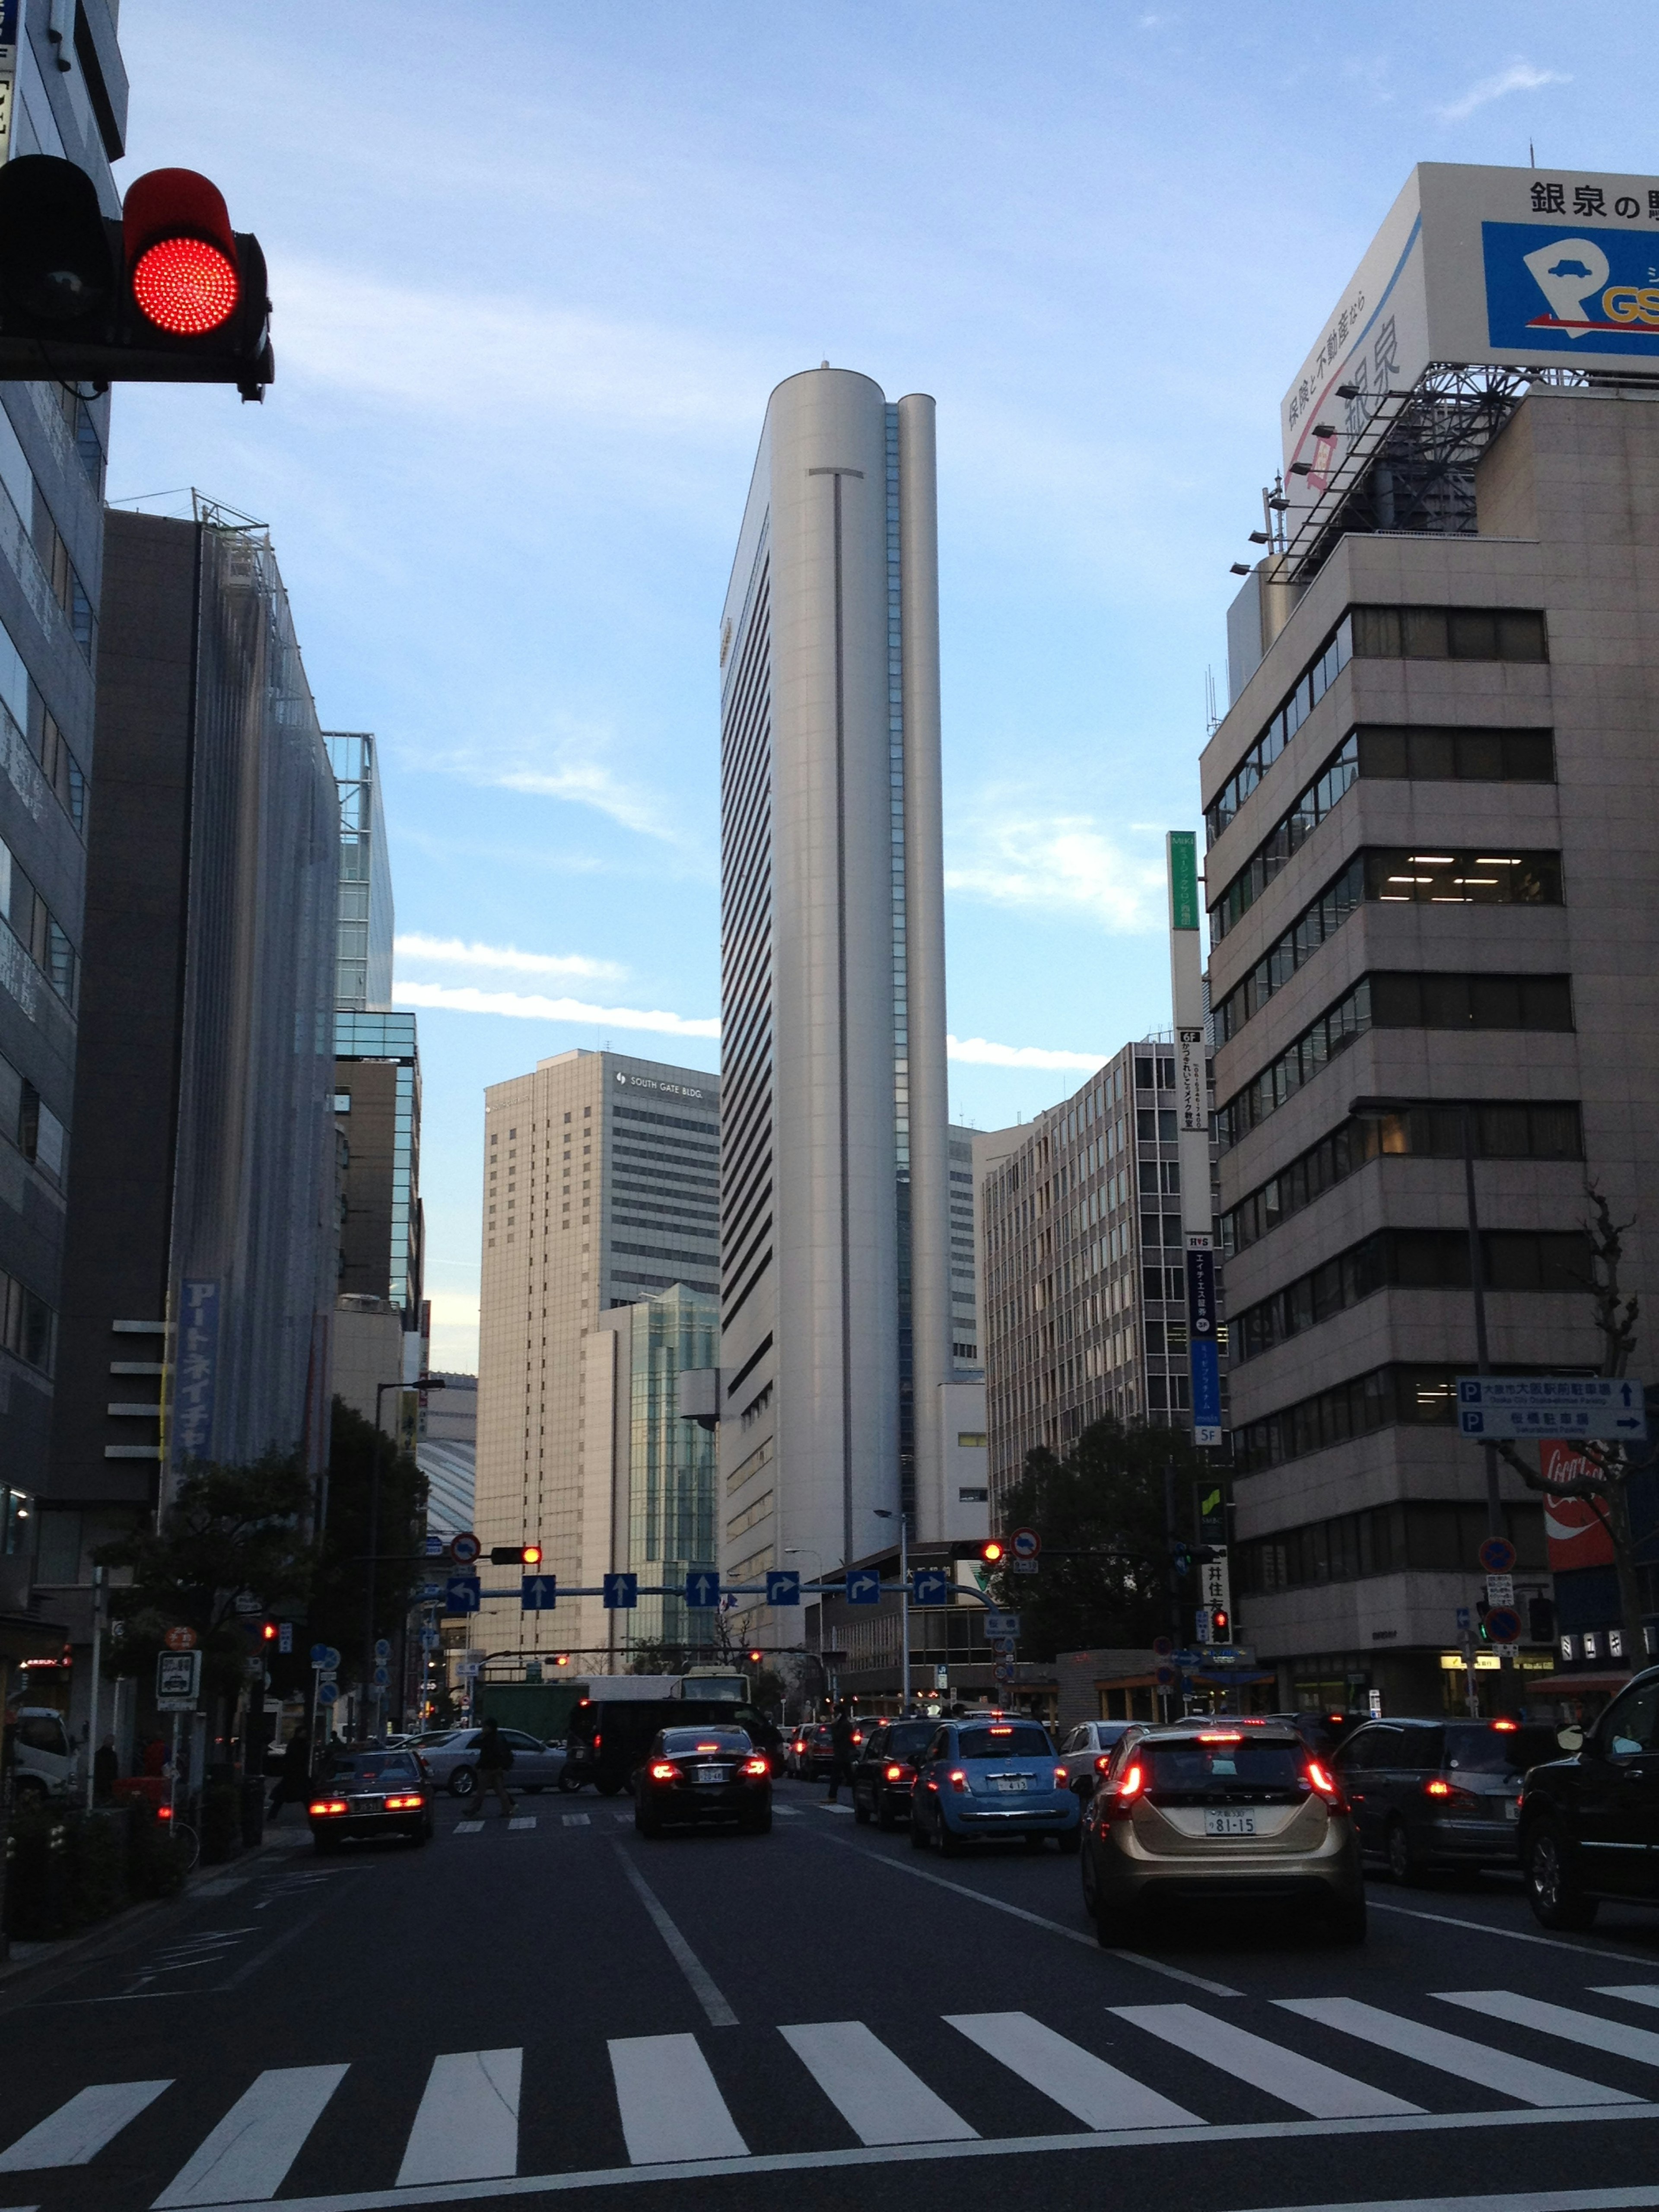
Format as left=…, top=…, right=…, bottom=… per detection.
left=475, top=1716, right=516, bottom=1815
left=267, top=1726, right=311, bottom=1821
left=826, top=1699, right=855, bottom=1802
left=93, top=1733, right=119, bottom=1804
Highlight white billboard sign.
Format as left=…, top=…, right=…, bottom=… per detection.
left=1282, top=162, right=1659, bottom=528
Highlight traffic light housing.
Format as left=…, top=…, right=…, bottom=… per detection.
left=490, top=1545, right=543, bottom=1566
left=1210, top=1608, right=1232, bottom=1645
left=979, top=1539, right=1006, bottom=1566
left=0, top=156, right=272, bottom=397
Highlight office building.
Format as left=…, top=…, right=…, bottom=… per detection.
left=45, top=509, right=338, bottom=1584
left=981, top=1044, right=1226, bottom=1512
left=0, top=3, right=127, bottom=1604
left=475, top=1049, right=718, bottom=1662
left=587, top=1284, right=719, bottom=1662
left=325, top=733, right=426, bottom=1421
left=718, top=366, right=953, bottom=1631
left=1205, top=163, right=1659, bottom=1712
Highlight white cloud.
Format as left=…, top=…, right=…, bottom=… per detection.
left=393, top=979, right=719, bottom=1039
left=946, top=807, right=1169, bottom=931
left=426, top=1290, right=481, bottom=1375
left=1436, top=63, right=1570, bottom=124
left=394, top=933, right=626, bottom=983
left=422, top=730, right=705, bottom=855
left=948, top=1035, right=1110, bottom=1072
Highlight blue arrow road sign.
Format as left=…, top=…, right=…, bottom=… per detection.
left=521, top=1574, right=556, bottom=1611
left=1456, top=1607, right=1471, bottom=1630
left=603, top=1573, right=639, bottom=1611
left=845, top=1568, right=881, bottom=1605
left=911, top=1567, right=950, bottom=1605
left=766, top=1570, right=801, bottom=1606
left=444, top=1575, right=481, bottom=1615
left=684, top=1570, right=721, bottom=1609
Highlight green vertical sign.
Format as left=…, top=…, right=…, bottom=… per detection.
left=1167, top=830, right=1199, bottom=932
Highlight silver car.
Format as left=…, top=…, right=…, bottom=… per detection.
left=418, top=1727, right=566, bottom=1799
left=1057, top=1719, right=1138, bottom=1798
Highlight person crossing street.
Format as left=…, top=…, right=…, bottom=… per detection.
left=475, top=1715, right=516, bottom=1816
left=825, top=1698, right=855, bottom=1803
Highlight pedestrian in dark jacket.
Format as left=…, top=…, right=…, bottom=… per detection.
left=826, top=1701, right=855, bottom=1802
left=93, top=1734, right=119, bottom=1804
left=267, top=1726, right=311, bottom=1820
left=475, top=1717, right=515, bottom=1816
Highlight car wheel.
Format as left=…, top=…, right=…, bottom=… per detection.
left=1326, top=1894, right=1367, bottom=1945
left=938, top=1818, right=966, bottom=1858
left=909, top=1814, right=930, bottom=1850
left=746, top=1809, right=773, bottom=1835
left=1056, top=1826, right=1082, bottom=1855
left=449, top=1767, right=477, bottom=1800
left=876, top=1799, right=899, bottom=1832
left=597, top=1778, right=623, bottom=1798
left=1526, top=1820, right=1599, bottom=1929
left=556, top=1767, right=582, bottom=1793
left=1385, top=1817, right=1426, bottom=1886
left=313, top=1832, right=340, bottom=1856
left=853, top=1792, right=872, bottom=1825
left=410, top=1823, right=429, bottom=1848
left=636, top=1808, right=662, bottom=1838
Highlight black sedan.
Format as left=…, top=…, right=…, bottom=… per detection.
left=852, top=1719, right=937, bottom=1829
left=308, top=1749, right=433, bottom=1852
left=633, top=1726, right=772, bottom=1837
left=1520, top=1665, right=1659, bottom=1929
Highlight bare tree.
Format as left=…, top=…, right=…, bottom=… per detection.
left=1493, top=1186, right=1648, bottom=1667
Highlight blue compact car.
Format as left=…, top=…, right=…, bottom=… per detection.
left=910, top=1718, right=1081, bottom=1855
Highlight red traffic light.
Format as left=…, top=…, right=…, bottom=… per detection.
left=523, top=1545, right=542, bottom=1567
left=980, top=1539, right=1005, bottom=1565
left=124, top=168, right=238, bottom=335
left=261, top=1621, right=278, bottom=1642
left=747, top=1649, right=763, bottom=1663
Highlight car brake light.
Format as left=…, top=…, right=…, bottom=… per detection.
left=694, top=1742, right=719, bottom=1752
left=990, top=1724, right=1012, bottom=1735
left=309, top=1799, right=348, bottom=1816
left=1492, top=1718, right=1519, bottom=1732
left=1116, top=1762, right=1145, bottom=1802
left=156, top=1804, right=172, bottom=1821
left=885, top=1763, right=911, bottom=1783
left=384, top=1794, right=424, bottom=1809
left=1197, top=1731, right=1242, bottom=1743
left=593, top=1733, right=601, bottom=1748
left=1054, top=1766, right=1068, bottom=1786
left=947, top=1768, right=969, bottom=1793
left=649, top=1761, right=679, bottom=1782
left=1094, top=1754, right=1114, bottom=1773
left=742, top=1756, right=769, bottom=1776
left=1424, top=1777, right=1452, bottom=1797
left=1306, top=1761, right=1342, bottom=1804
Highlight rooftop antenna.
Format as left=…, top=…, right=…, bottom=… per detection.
left=1529, top=141, right=1536, bottom=169
left=1204, top=666, right=1219, bottom=735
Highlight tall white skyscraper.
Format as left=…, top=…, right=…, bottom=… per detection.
left=718, top=367, right=952, bottom=1610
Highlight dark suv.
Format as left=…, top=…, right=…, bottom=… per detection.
left=1332, top=1716, right=1562, bottom=1881
left=1519, top=1665, right=1659, bottom=1929
left=851, top=1719, right=937, bottom=1828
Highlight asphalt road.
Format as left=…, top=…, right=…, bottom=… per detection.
left=6, top=1775, right=1659, bottom=2212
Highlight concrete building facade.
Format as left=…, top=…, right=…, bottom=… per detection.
left=475, top=1049, right=718, bottom=1663
left=981, top=1042, right=1226, bottom=1514
left=718, top=367, right=953, bottom=1634
left=1203, top=386, right=1659, bottom=1712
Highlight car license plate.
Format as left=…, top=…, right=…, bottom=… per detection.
left=993, top=1776, right=1028, bottom=1794
left=696, top=1766, right=728, bottom=1783
left=1205, top=1808, right=1256, bottom=1837
left=1506, top=1799, right=1520, bottom=1821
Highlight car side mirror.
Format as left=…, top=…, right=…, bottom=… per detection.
left=1556, top=1724, right=1585, bottom=1752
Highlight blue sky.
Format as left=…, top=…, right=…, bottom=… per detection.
left=105, top=3, right=1641, bottom=1369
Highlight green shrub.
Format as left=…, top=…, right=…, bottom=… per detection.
left=67, top=1809, right=130, bottom=1924
left=2, top=1802, right=72, bottom=1939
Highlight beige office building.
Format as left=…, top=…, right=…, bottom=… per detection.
left=475, top=1049, right=718, bottom=1664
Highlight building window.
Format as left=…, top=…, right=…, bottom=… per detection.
left=1236, top=1500, right=1545, bottom=1595
left=958, top=1487, right=988, bottom=1503
left=1214, top=850, right=1563, bottom=1045
left=1222, top=1100, right=1583, bottom=1257
left=1216, top=973, right=1573, bottom=1150
left=334, top=1092, right=351, bottom=1112
left=1233, top=1361, right=1591, bottom=1475
left=957, top=1431, right=987, bottom=1448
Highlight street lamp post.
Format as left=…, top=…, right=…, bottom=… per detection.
left=368, top=1376, right=445, bottom=1738
left=873, top=1509, right=910, bottom=1713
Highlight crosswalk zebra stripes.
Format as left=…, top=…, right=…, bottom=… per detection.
left=7, top=1986, right=1659, bottom=2201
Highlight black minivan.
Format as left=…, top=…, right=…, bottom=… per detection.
left=1519, top=1665, right=1659, bottom=1929
left=1332, top=1716, right=1562, bottom=1881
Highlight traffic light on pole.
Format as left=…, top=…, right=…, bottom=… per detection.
left=490, top=1545, right=542, bottom=1566
left=979, top=1539, right=1005, bottom=1567
left=1210, top=1608, right=1232, bottom=1646
left=0, top=156, right=272, bottom=397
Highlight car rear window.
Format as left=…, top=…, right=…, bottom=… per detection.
left=1446, top=1724, right=1561, bottom=1775
left=883, top=1723, right=935, bottom=1758
left=1145, top=1741, right=1307, bottom=1793
left=661, top=1729, right=752, bottom=1755
left=957, top=1725, right=1052, bottom=1758
left=327, top=1754, right=420, bottom=1784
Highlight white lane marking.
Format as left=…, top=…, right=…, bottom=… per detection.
left=815, top=1803, right=854, bottom=1816
left=0, top=2081, right=171, bottom=2170
left=610, top=1846, right=737, bottom=2028
left=562, top=1815, right=591, bottom=1829
left=151, top=2065, right=348, bottom=2206
left=947, top=2011, right=1200, bottom=2128
left=1112, top=2002, right=1422, bottom=2118
left=508, top=1818, right=537, bottom=1831
left=1368, top=1898, right=1659, bottom=1968
left=1593, top=1985, right=1659, bottom=2013
left=773, top=1806, right=803, bottom=1818
left=1277, top=1997, right=1638, bottom=2108
left=613, top=1813, right=633, bottom=1824
left=780, top=2021, right=976, bottom=2145
left=608, top=2035, right=748, bottom=2164
left=455, top=1821, right=484, bottom=1834
left=810, top=1831, right=1241, bottom=1994
left=395, top=2050, right=521, bottom=2186
left=1439, top=1990, right=1659, bottom=2068
left=102, top=2097, right=1659, bottom=2210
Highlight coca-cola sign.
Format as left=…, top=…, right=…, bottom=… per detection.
left=1541, top=1438, right=1616, bottom=1569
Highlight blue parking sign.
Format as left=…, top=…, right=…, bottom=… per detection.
left=603, top=1573, right=639, bottom=1611
left=766, top=1570, right=801, bottom=1606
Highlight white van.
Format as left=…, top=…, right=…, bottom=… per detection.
left=8, top=1706, right=78, bottom=1801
